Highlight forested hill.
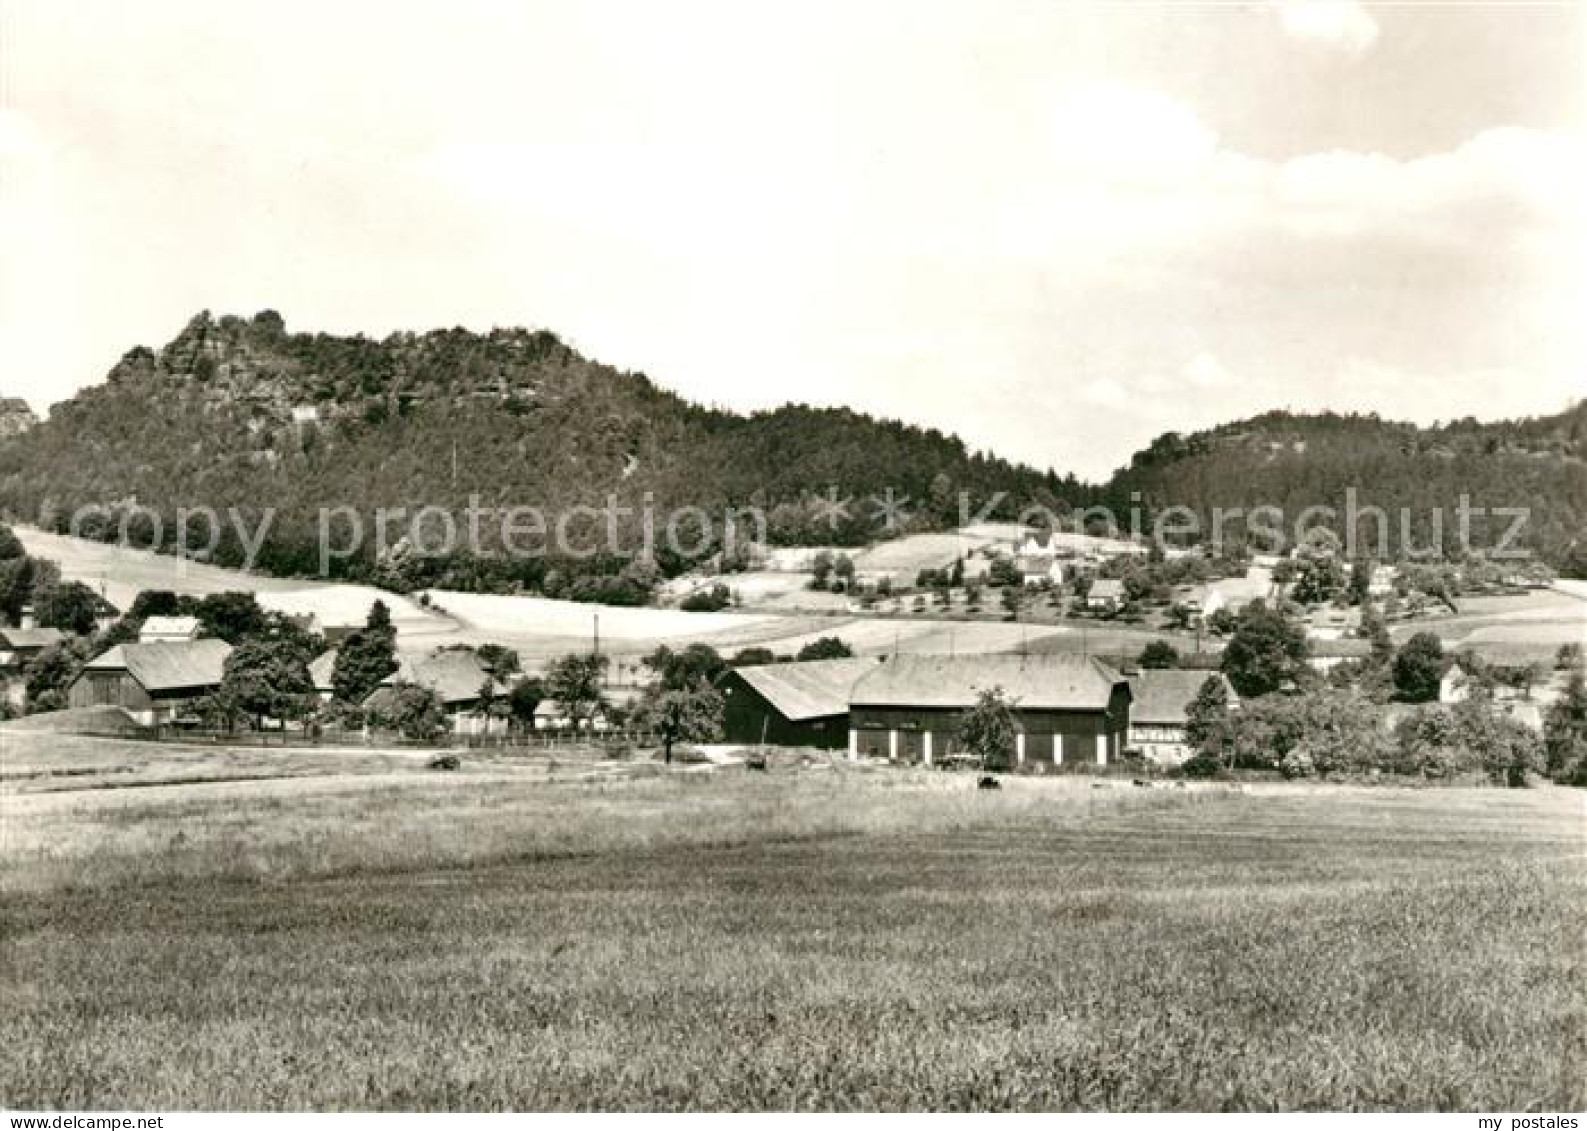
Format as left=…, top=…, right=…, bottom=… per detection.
left=1095, top=406, right=1587, bottom=572
left=0, top=311, right=1077, bottom=595
left=2, top=311, right=1581, bottom=594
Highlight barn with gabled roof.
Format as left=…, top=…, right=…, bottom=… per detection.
left=847, top=653, right=1131, bottom=768
left=720, top=657, right=882, bottom=749
left=67, top=639, right=232, bottom=725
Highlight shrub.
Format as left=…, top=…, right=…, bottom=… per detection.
left=1280, top=749, right=1315, bottom=779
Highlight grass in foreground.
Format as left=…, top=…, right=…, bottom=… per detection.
left=1, top=770, right=1583, bottom=1111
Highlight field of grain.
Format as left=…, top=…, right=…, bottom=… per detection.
left=2, top=744, right=1582, bottom=1111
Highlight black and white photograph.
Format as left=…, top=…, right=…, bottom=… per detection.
left=1, top=0, right=1583, bottom=1116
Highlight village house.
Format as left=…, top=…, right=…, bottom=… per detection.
left=0, top=625, right=65, bottom=673
left=138, top=615, right=201, bottom=643
left=1030, top=531, right=1150, bottom=559
left=720, top=657, right=881, bottom=749
left=1014, top=551, right=1065, bottom=588
left=0, top=625, right=66, bottom=709
left=67, top=638, right=233, bottom=726
left=847, top=653, right=1132, bottom=769
left=1191, top=569, right=1276, bottom=620
left=309, top=649, right=339, bottom=702
left=532, top=699, right=611, bottom=732
left=1126, top=670, right=1237, bottom=766
left=1440, top=662, right=1479, bottom=703
left=365, top=649, right=509, bottom=736
left=1086, top=578, right=1126, bottom=612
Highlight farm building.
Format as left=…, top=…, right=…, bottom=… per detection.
left=0, top=626, right=66, bottom=709
left=67, top=638, right=233, bottom=725
left=366, top=649, right=509, bottom=736
left=720, top=657, right=882, bottom=749
left=1190, top=570, right=1276, bottom=619
left=138, top=615, right=201, bottom=643
left=1086, top=578, right=1126, bottom=611
left=1127, top=670, right=1238, bottom=765
left=848, top=653, right=1132, bottom=768
left=1015, top=553, right=1065, bottom=588
left=532, top=699, right=610, bottom=732
left=0, top=625, right=65, bottom=673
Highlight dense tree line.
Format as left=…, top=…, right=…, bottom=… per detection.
left=1102, top=407, right=1587, bottom=572
left=0, top=312, right=1073, bottom=601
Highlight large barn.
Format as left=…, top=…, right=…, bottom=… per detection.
left=719, top=657, right=882, bottom=749
left=67, top=639, right=233, bottom=726
left=848, top=654, right=1132, bottom=768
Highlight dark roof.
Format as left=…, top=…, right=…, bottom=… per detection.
left=850, top=654, right=1127, bottom=712
left=84, top=639, right=232, bottom=693
left=0, top=626, right=65, bottom=650
left=732, top=658, right=882, bottom=721
left=1128, top=670, right=1236, bottom=726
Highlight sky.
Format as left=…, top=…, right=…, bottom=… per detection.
left=1, top=0, right=1583, bottom=480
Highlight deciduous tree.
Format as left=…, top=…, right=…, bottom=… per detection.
left=796, top=636, right=853, bottom=661
left=957, top=686, right=1017, bottom=771
left=1138, top=640, right=1180, bottom=669
left=546, top=652, right=608, bottom=729
left=1393, top=632, right=1445, bottom=703
left=1221, top=601, right=1308, bottom=698
left=634, top=681, right=724, bottom=763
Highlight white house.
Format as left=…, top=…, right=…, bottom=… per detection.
left=1087, top=578, right=1126, bottom=611
left=1127, top=670, right=1238, bottom=766
left=1440, top=663, right=1475, bottom=704
left=138, top=616, right=202, bottom=643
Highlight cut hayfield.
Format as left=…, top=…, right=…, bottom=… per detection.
left=1, top=767, right=1582, bottom=1111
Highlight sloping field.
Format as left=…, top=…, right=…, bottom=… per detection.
left=14, top=527, right=445, bottom=637
left=423, top=588, right=1091, bottom=663
left=851, top=531, right=995, bottom=574
left=1395, top=587, right=1587, bottom=663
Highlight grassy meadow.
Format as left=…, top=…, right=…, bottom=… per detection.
left=1, top=742, right=1583, bottom=1111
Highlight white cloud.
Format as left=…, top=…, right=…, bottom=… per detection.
left=1081, top=379, right=1131, bottom=409
left=1049, top=85, right=1220, bottom=185
left=0, top=5, right=1578, bottom=481
left=1014, top=84, right=1583, bottom=269
left=1184, top=353, right=1234, bottom=389
left=1274, top=1, right=1380, bottom=57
